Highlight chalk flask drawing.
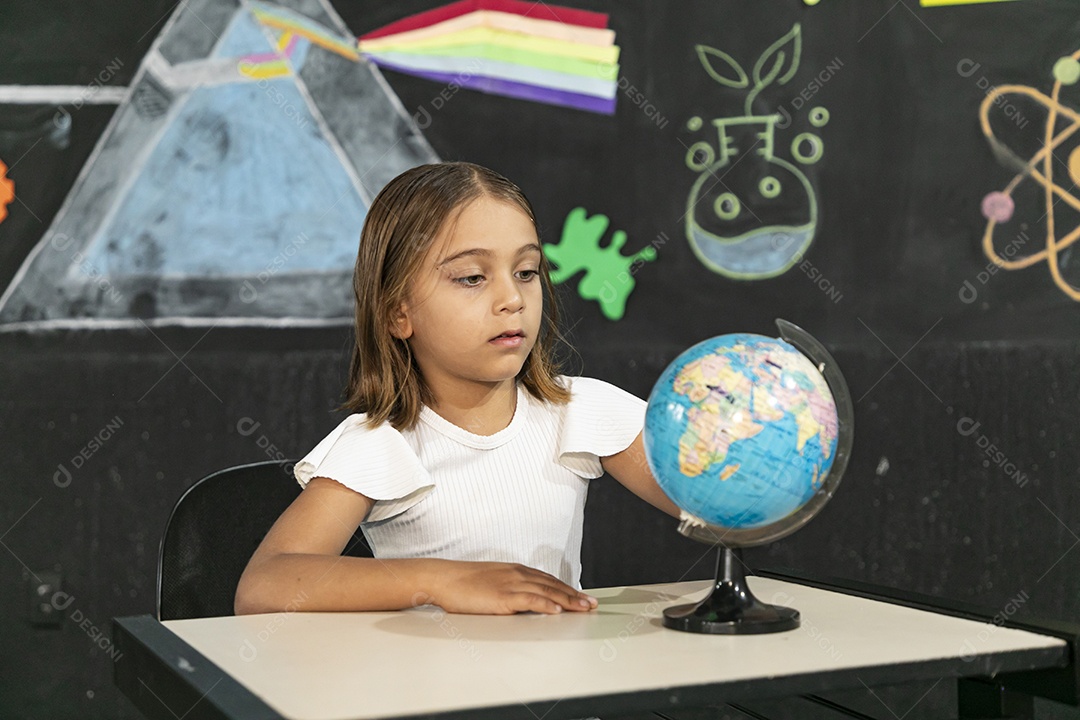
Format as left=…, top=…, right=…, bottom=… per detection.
left=684, top=24, right=828, bottom=280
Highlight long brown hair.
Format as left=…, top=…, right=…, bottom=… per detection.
left=342, top=162, right=570, bottom=430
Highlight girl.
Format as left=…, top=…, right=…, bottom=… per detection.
left=235, top=162, right=680, bottom=616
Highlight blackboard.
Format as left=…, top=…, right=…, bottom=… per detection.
left=2, top=0, right=1079, bottom=341
left=2, top=2, right=1080, bottom=718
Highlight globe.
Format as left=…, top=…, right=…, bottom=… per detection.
left=644, top=320, right=854, bottom=634
left=645, top=329, right=841, bottom=539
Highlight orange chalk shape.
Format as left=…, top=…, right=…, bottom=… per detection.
left=0, top=159, right=14, bottom=224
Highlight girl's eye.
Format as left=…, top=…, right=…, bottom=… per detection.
left=454, top=275, right=484, bottom=287
left=517, top=269, right=539, bottom=281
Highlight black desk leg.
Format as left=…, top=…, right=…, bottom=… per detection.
left=958, top=678, right=1035, bottom=720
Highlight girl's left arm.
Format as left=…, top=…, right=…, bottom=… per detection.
left=601, top=431, right=682, bottom=518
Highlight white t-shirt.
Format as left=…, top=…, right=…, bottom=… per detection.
left=293, top=376, right=646, bottom=589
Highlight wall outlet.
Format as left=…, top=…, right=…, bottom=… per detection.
left=29, top=571, right=63, bottom=627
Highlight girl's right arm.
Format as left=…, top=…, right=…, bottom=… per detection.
left=234, top=476, right=597, bottom=616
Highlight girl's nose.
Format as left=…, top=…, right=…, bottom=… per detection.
left=494, top=273, right=524, bottom=313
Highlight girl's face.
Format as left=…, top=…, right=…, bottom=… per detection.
left=392, top=196, right=543, bottom=399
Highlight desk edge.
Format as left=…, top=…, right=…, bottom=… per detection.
left=114, top=615, right=284, bottom=720
left=753, top=567, right=1080, bottom=706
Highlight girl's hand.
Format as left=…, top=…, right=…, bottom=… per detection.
left=426, top=561, right=599, bottom=615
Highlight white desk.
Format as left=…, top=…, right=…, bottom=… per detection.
left=114, top=575, right=1075, bottom=720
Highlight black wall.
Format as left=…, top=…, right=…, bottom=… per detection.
left=2, top=1, right=1080, bottom=718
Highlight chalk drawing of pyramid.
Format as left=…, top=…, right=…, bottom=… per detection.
left=0, top=0, right=438, bottom=329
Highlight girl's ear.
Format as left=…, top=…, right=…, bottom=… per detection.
left=388, top=304, right=413, bottom=340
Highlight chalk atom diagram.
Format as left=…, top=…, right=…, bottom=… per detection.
left=683, top=24, right=831, bottom=280
left=979, top=51, right=1080, bottom=302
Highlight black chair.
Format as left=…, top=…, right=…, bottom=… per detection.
left=157, top=459, right=372, bottom=620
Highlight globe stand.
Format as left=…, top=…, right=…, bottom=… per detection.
left=662, top=546, right=799, bottom=634
left=649, top=319, right=855, bottom=635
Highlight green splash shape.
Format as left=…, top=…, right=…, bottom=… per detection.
left=543, top=207, right=657, bottom=321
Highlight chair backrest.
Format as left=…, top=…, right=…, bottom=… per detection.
left=157, top=460, right=372, bottom=620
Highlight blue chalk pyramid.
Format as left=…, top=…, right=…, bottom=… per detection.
left=0, top=0, right=438, bottom=328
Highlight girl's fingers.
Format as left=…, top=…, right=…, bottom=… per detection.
left=515, top=567, right=597, bottom=607
left=518, top=582, right=596, bottom=611
left=508, top=592, right=565, bottom=614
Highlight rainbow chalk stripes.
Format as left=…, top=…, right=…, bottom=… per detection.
left=358, top=0, right=620, bottom=114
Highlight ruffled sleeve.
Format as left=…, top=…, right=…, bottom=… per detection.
left=294, top=415, right=434, bottom=523
left=556, top=376, right=647, bottom=478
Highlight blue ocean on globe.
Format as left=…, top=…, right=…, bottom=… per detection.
left=643, top=333, right=840, bottom=530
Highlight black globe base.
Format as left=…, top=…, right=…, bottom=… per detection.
left=662, top=546, right=800, bottom=635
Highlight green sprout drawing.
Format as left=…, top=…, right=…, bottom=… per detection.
left=543, top=207, right=657, bottom=321
left=695, top=23, right=802, bottom=115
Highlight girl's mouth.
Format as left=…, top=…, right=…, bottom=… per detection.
left=490, top=330, right=525, bottom=347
